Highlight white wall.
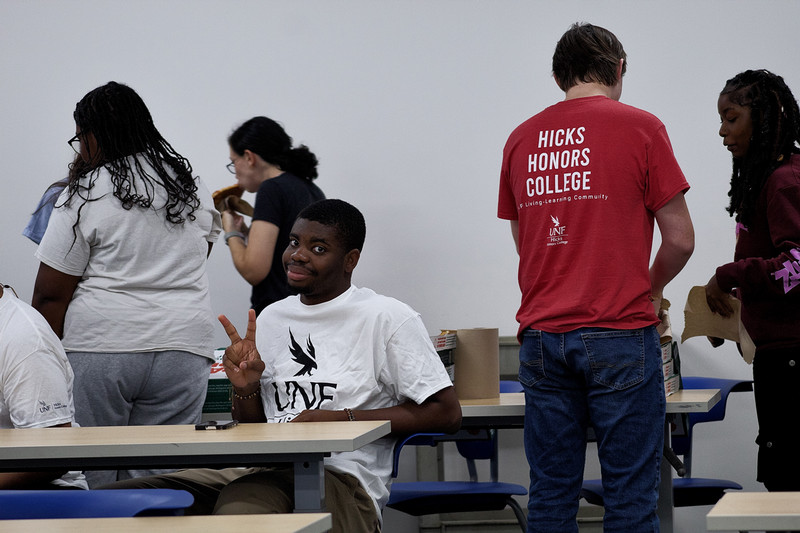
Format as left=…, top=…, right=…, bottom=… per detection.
left=2, top=1, right=795, bottom=530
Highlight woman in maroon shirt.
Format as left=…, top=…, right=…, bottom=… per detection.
left=706, top=69, right=800, bottom=494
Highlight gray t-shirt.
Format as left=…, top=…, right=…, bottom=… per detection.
left=36, top=155, right=221, bottom=359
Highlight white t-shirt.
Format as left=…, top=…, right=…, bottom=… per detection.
left=0, top=291, right=87, bottom=489
left=256, top=285, right=453, bottom=516
left=35, top=156, right=222, bottom=359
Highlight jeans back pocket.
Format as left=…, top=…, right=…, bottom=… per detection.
left=582, top=329, right=645, bottom=390
left=519, top=329, right=546, bottom=387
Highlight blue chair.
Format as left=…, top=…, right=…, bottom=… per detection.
left=386, top=380, right=528, bottom=532
left=581, top=376, right=753, bottom=509
left=0, top=489, right=194, bottom=519
left=498, top=380, right=523, bottom=394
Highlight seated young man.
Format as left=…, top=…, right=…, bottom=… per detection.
left=106, top=199, right=462, bottom=532
left=0, top=283, right=87, bottom=489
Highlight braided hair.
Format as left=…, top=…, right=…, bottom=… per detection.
left=64, top=81, right=199, bottom=225
left=720, top=70, right=800, bottom=226
left=228, top=116, right=319, bottom=181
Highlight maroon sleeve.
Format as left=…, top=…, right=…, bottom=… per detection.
left=716, top=185, right=800, bottom=298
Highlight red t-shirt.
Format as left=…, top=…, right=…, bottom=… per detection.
left=498, top=96, right=689, bottom=336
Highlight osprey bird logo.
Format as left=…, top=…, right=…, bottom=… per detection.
left=551, top=215, right=560, bottom=227
left=289, top=328, right=317, bottom=376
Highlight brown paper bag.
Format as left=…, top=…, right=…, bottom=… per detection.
left=681, top=285, right=756, bottom=364
left=453, top=328, right=500, bottom=399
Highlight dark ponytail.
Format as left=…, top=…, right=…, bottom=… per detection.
left=228, top=116, right=319, bottom=181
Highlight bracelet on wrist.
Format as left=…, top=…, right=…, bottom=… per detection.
left=232, top=386, right=260, bottom=401
left=224, top=231, right=245, bottom=246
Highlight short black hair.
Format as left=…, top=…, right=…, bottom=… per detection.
left=296, top=199, right=366, bottom=252
left=552, top=23, right=626, bottom=91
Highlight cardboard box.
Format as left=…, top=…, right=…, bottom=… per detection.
left=664, top=374, right=681, bottom=396
left=431, top=332, right=457, bottom=351
left=203, top=349, right=232, bottom=415
left=660, top=341, right=673, bottom=363
left=431, top=332, right=457, bottom=382
left=662, top=358, right=675, bottom=380
left=661, top=339, right=683, bottom=397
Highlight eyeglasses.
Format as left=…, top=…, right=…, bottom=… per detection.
left=68, top=132, right=84, bottom=154
left=226, top=158, right=239, bottom=174
left=68, top=134, right=80, bottom=154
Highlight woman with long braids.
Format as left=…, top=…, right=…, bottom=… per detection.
left=32, top=82, right=222, bottom=487
left=706, top=69, right=800, bottom=494
left=221, top=116, right=324, bottom=315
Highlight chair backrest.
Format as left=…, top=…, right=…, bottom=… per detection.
left=671, top=376, right=753, bottom=476
left=390, top=381, right=523, bottom=481
left=456, top=429, right=499, bottom=482
left=390, top=433, right=446, bottom=478
left=0, top=489, right=194, bottom=520
left=499, top=380, right=523, bottom=393
left=681, top=376, right=753, bottom=426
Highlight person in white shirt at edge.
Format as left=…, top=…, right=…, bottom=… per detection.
left=0, top=283, right=87, bottom=490
left=104, top=199, right=462, bottom=533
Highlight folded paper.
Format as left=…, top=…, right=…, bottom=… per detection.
left=681, top=285, right=756, bottom=364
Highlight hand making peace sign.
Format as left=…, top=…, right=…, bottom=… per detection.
left=218, top=309, right=266, bottom=391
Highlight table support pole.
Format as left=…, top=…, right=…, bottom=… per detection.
left=658, top=420, right=674, bottom=533
left=293, top=458, right=326, bottom=512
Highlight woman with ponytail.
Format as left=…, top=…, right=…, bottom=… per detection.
left=222, top=117, right=325, bottom=314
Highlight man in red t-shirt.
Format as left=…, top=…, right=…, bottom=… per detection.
left=497, top=23, right=694, bottom=532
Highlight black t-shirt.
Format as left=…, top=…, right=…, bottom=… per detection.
left=251, top=172, right=325, bottom=314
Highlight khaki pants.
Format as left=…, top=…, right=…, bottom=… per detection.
left=104, top=466, right=380, bottom=533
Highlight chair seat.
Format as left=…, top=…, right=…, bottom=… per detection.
left=579, top=480, right=606, bottom=507
left=580, top=478, right=743, bottom=508
left=673, top=477, right=743, bottom=507
left=387, top=481, right=528, bottom=516
left=0, top=489, right=194, bottom=519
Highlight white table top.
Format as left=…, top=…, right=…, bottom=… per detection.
left=0, top=420, right=390, bottom=466
left=707, top=492, right=800, bottom=531
left=0, top=513, right=332, bottom=533
left=663, top=388, right=723, bottom=413
left=459, top=389, right=721, bottom=418
left=0, top=420, right=391, bottom=513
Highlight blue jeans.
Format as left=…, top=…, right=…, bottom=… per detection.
left=519, top=326, right=665, bottom=533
